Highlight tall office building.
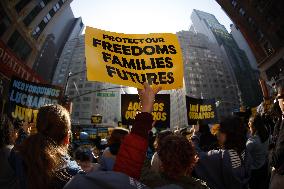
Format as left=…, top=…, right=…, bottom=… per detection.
left=160, top=85, right=187, bottom=129
left=0, top=0, right=83, bottom=82
left=178, top=30, right=240, bottom=118
left=230, top=24, right=258, bottom=70
left=216, top=0, right=284, bottom=82
left=191, top=9, right=262, bottom=107
left=53, top=35, right=121, bottom=126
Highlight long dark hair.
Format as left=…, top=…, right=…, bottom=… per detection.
left=16, top=104, right=71, bottom=189
left=249, top=114, right=269, bottom=143
left=0, top=116, right=18, bottom=148
left=219, top=116, right=247, bottom=154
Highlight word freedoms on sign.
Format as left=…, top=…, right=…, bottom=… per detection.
left=85, top=27, right=184, bottom=90
left=186, top=96, right=218, bottom=125
left=121, top=94, right=170, bottom=130
left=8, top=77, right=62, bottom=131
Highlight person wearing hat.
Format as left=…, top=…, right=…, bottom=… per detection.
left=269, top=79, right=284, bottom=189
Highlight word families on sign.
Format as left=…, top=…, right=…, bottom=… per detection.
left=85, top=27, right=184, bottom=90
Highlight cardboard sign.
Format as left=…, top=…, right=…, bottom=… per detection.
left=118, top=121, right=128, bottom=129
left=8, top=77, right=62, bottom=132
left=91, top=114, right=103, bottom=124
left=186, top=96, right=218, bottom=125
left=85, top=27, right=184, bottom=90
left=121, top=94, right=170, bottom=130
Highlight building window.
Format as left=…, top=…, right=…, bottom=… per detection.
left=83, top=97, right=91, bottom=101
left=74, top=112, right=79, bottom=117
left=7, top=30, right=31, bottom=61
left=239, top=8, right=246, bottom=16
left=53, top=3, right=60, bottom=12
left=85, top=83, right=92, bottom=87
left=32, top=0, right=66, bottom=39
left=0, top=9, right=11, bottom=37
left=23, top=0, right=52, bottom=26
left=82, top=104, right=90, bottom=109
left=15, top=0, right=32, bottom=13
left=231, top=0, right=237, bottom=8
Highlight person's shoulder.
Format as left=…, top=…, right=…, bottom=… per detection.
left=64, top=171, right=150, bottom=189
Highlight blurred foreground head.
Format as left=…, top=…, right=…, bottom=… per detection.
left=158, top=135, right=197, bottom=179
left=17, top=104, right=71, bottom=189
left=36, top=104, right=71, bottom=145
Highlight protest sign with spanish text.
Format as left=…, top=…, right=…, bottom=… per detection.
left=121, top=94, right=170, bottom=130
left=8, top=77, right=62, bottom=133
left=186, top=96, right=218, bottom=125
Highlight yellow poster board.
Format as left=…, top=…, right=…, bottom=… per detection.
left=85, top=26, right=184, bottom=90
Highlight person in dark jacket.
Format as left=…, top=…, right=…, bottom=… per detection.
left=192, top=116, right=251, bottom=189
left=99, top=128, right=129, bottom=171
left=10, top=104, right=82, bottom=189
left=246, top=114, right=269, bottom=189
left=65, top=83, right=208, bottom=189
left=0, top=116, right=19, bottom=189
left=142, top=134, right=208, bottom=189
left=269, top=79, right=284, bottom=189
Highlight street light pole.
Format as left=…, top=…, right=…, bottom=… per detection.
left=63, top=70, right=86, bottom=95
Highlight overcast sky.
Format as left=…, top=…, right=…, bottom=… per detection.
left=71, top=0, right=233, bottom=34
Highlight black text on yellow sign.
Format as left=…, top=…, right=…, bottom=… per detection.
left=188, top=104, right=215, bottom=119
left=186, top=96, right=218, bottom=125
left=11, top=104, right=38, bottom=123
left=125, top=102, right=167, bottom=121
left=85, top=27, right=184, bottom=90
left=121, top=94, right=170, bottom=130
left=91, top=115, right=102, bottom=124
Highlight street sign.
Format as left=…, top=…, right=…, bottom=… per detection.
left=118, top=121, right=128, bottom=129
left=91, top=114, right=102, bottom=124
left=97, top=92, right=115, bottom=97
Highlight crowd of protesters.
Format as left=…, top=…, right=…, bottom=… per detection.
left=0, top=79, right=284, bottom=189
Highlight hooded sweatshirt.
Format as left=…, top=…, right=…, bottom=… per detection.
left=192, top=133, right=251, bottom=189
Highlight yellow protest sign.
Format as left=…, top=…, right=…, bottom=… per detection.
left=85, top=26, right=184, bottom=90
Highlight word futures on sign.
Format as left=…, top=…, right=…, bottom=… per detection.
left=91, top=114, right=103, bottom=124
left=121, top=94, right=170, bottom=130
left=8, top=77, right=62, bottom=133
left=186, top=96, right=218, bottom=125
left=85, top=27, right=184, bottom=90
